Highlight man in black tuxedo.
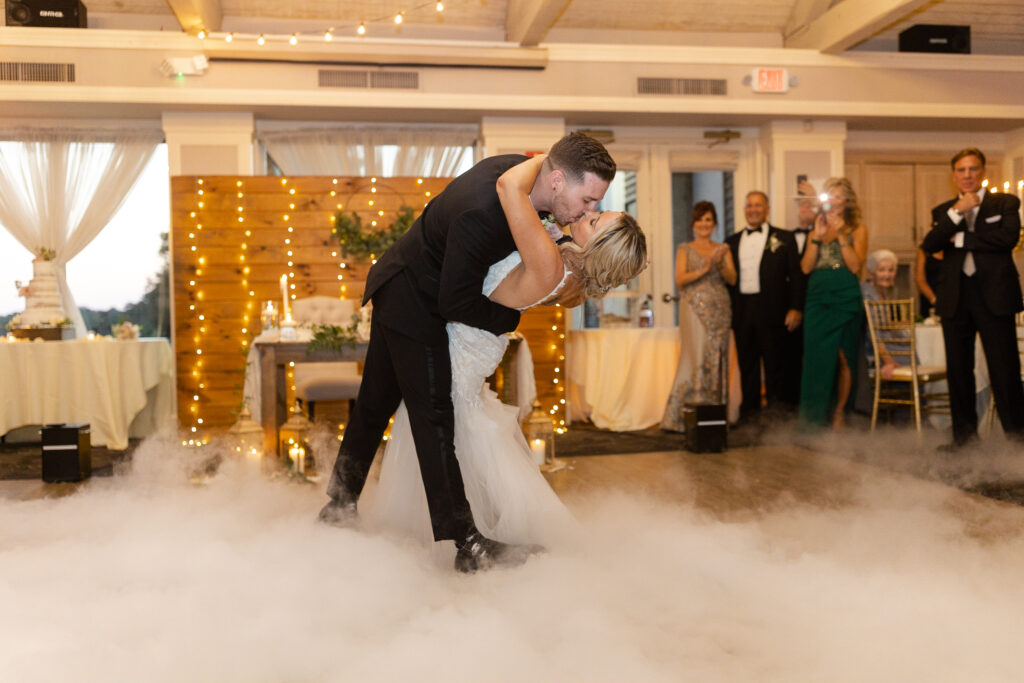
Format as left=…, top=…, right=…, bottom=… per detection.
left=920, top=147, right=1024, bottom=448
left=727, top=191, right=805, bottom=420
left=782, top=193, right=816, bottom=409
left=319, top=133, right=616, bottom=571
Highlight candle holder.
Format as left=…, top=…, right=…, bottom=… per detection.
left=260, top=301, right=280, bottom=333
left=523, top=400, right=564, bottom=472
left=279, top=316, right=297, bottom=341
left=228, top=402, right=265, bottom=463
left=278, top=401, right=314, bottom=479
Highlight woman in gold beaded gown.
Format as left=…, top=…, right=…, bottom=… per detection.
left=662, top=201, right=741, bottom=431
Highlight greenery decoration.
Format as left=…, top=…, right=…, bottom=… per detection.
left=306, top=321, right=359, bottom=353
left=331, top=205, right=416, bottom=260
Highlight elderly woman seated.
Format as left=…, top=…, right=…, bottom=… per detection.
left=860, top=249, right=905, bottom=380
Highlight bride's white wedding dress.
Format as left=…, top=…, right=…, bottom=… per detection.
left=357, top=252, right=575, bottom=548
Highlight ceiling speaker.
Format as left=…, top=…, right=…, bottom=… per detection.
left=5, top=0, right=87, bottom=28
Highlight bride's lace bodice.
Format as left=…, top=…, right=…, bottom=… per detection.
left=448, top=252, right=569, bottom=405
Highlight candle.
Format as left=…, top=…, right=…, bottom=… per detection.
left=530, top=438, right=546, bottom=465
left=289, top=443, right=304, bottom=474
left=280, top=274, right=293, bottom=323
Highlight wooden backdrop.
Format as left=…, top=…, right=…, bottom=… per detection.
left=170, top=175, right=567, bottom=437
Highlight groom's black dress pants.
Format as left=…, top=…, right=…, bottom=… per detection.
left=327, top=314, right=474, bottom=542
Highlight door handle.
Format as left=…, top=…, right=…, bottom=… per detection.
left=663, top=293, right=679, bottom=303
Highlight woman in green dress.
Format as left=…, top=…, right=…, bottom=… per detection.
left=799, top=178, right=869, bottom=429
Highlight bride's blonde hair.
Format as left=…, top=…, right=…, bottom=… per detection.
left=558, top=212, right=647, bottom=300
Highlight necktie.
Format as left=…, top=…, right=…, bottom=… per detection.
left=963, top=208, right=976, bottom=277
left=745, top=226, right=762, bottom=234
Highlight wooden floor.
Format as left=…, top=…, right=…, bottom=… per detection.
left=6, top=438, right=1022, bottom=545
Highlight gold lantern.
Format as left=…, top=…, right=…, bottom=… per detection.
left=228, top=403, right=264, bottom=461
left=523, top=399, right=562, bottom=471
left=278, top=400, right=313, bottom=477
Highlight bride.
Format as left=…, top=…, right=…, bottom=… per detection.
left=356, top=155, right=647, bottom=566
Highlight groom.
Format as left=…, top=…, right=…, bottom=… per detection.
left=319, top=132, right=616, bottom=571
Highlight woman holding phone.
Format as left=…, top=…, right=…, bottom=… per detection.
left=798, top=178, right=869, bottom=429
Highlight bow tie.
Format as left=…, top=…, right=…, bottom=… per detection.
left=745, top=226, right=763, bottom=234
left=794, top=228, right=811, bottom=234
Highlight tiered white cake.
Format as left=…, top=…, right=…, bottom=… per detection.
left=18, top=258, right=66, bottom=326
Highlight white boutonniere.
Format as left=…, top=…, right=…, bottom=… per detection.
left=768, top=234, right=782, bottom=253
left=540, top=214, right=566, bottom=242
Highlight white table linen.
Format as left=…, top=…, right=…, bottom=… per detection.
left=915, top=323, right=989, bottom=428
left=567, top=328, right=681, bottom=431
left=0, top=338, right=174, bottom=449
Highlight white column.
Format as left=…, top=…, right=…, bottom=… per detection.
left=161, top=112, right=256, bottom=176
left=758, top=120, right=847, bottom=229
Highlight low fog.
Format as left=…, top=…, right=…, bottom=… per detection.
left=2, top=427, right=1024, bottom=682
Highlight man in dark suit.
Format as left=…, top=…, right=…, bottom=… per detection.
left=727, top=191, right=805, bottom=421
left=319, top=133, right=616, bottom=571
left=920, top=147, right=1024, bottom=449
left=782, top=192, right=816, bottom=409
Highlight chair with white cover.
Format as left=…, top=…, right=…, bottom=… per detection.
left=863, top=298, right=949, bottom=432
left=291, top=296, right=362, bottom=420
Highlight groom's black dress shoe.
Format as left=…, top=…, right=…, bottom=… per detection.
left=317, top=498, right=358, bottom=528
left=454, top=530, right=543, bottom=573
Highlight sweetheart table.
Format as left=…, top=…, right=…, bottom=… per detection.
left=0, top=337, right=174, bottom=450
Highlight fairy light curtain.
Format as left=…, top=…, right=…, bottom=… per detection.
left=0, top=124, right=162, bottom=336
left=256, top=123, right=477, bottom=177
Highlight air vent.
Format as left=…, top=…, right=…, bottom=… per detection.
left=319, top=69, right=418, bottom=90
left=637, top=77, right=726, bottom=96
left=0, top=62, right=75, bottom=83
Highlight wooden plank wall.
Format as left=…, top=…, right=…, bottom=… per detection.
left=170, top=175, right=567, bottom=437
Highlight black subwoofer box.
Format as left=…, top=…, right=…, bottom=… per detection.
left=6, top=0, right=87, bottom=28
left=683, top=404, right=727, bottom=453
left=898, top=24, right=970, bottom=54
left=41, top=423, right=92, bottom=482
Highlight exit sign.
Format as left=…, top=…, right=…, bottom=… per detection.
left=751, top=68, right=789, bottom=93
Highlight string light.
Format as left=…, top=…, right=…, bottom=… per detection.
left=188, top=178, right=207, bottom=444
left=201, top=0, right=448, bottom=41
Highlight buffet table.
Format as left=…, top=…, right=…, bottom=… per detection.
left=566, top=328, right=680, bottom=431
left=0, top=337, right=174, bottom=449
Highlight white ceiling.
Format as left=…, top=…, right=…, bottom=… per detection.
left=72, top=0, right=1024, bottom=54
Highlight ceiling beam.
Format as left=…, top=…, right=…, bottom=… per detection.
left=784, top=0, right=836, bottom=40
left=784, top=0, right=932, bottom=53
left=505, top=0, right=572, bottom=46
left=165, top=0, right=223, bottom=35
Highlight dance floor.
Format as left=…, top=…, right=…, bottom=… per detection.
left=2, top=427, right=1024, bottom=682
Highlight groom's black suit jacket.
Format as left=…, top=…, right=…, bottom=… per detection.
left=364, top=154, right=526, bottom=343
left=332, top=153, right=530, bottom=543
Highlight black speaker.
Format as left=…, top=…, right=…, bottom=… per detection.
left=683, top=403, right=727, bottom=453
left=41, top=423, right=92, bottom=483
left=898, top=24, right=970, bottom=54
left=5, top=0, right=87, bottom=28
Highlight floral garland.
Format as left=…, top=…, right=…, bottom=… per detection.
left=306, top=322, right=359, bottom=353
left=331, top=205, right=416, bottom=260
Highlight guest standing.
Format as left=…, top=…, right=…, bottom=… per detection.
left=662, top=202, right=740, bottom=431
left=799, top=178, right=869, bottom=429
left=915, top=247, right=943, bottom=318
left=726, top=191, right=804, bottom=421
left=783, top=188, right=817, bottom=410
left=920, top=147, right=1024, bottom=449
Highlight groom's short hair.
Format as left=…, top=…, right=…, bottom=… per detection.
left=547, top=132, right=616, bottom=184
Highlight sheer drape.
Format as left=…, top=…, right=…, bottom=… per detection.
left=257, top=124, right=477, bottom=177
left=0, top=126, right=161, bottom=336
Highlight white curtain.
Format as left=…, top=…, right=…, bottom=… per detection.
left=0, top=125, right=162, bottom=336
left=257, top=124, right=477, bottom=177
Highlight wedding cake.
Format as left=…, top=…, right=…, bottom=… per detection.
left=18, top=257, right=66, bottom=327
